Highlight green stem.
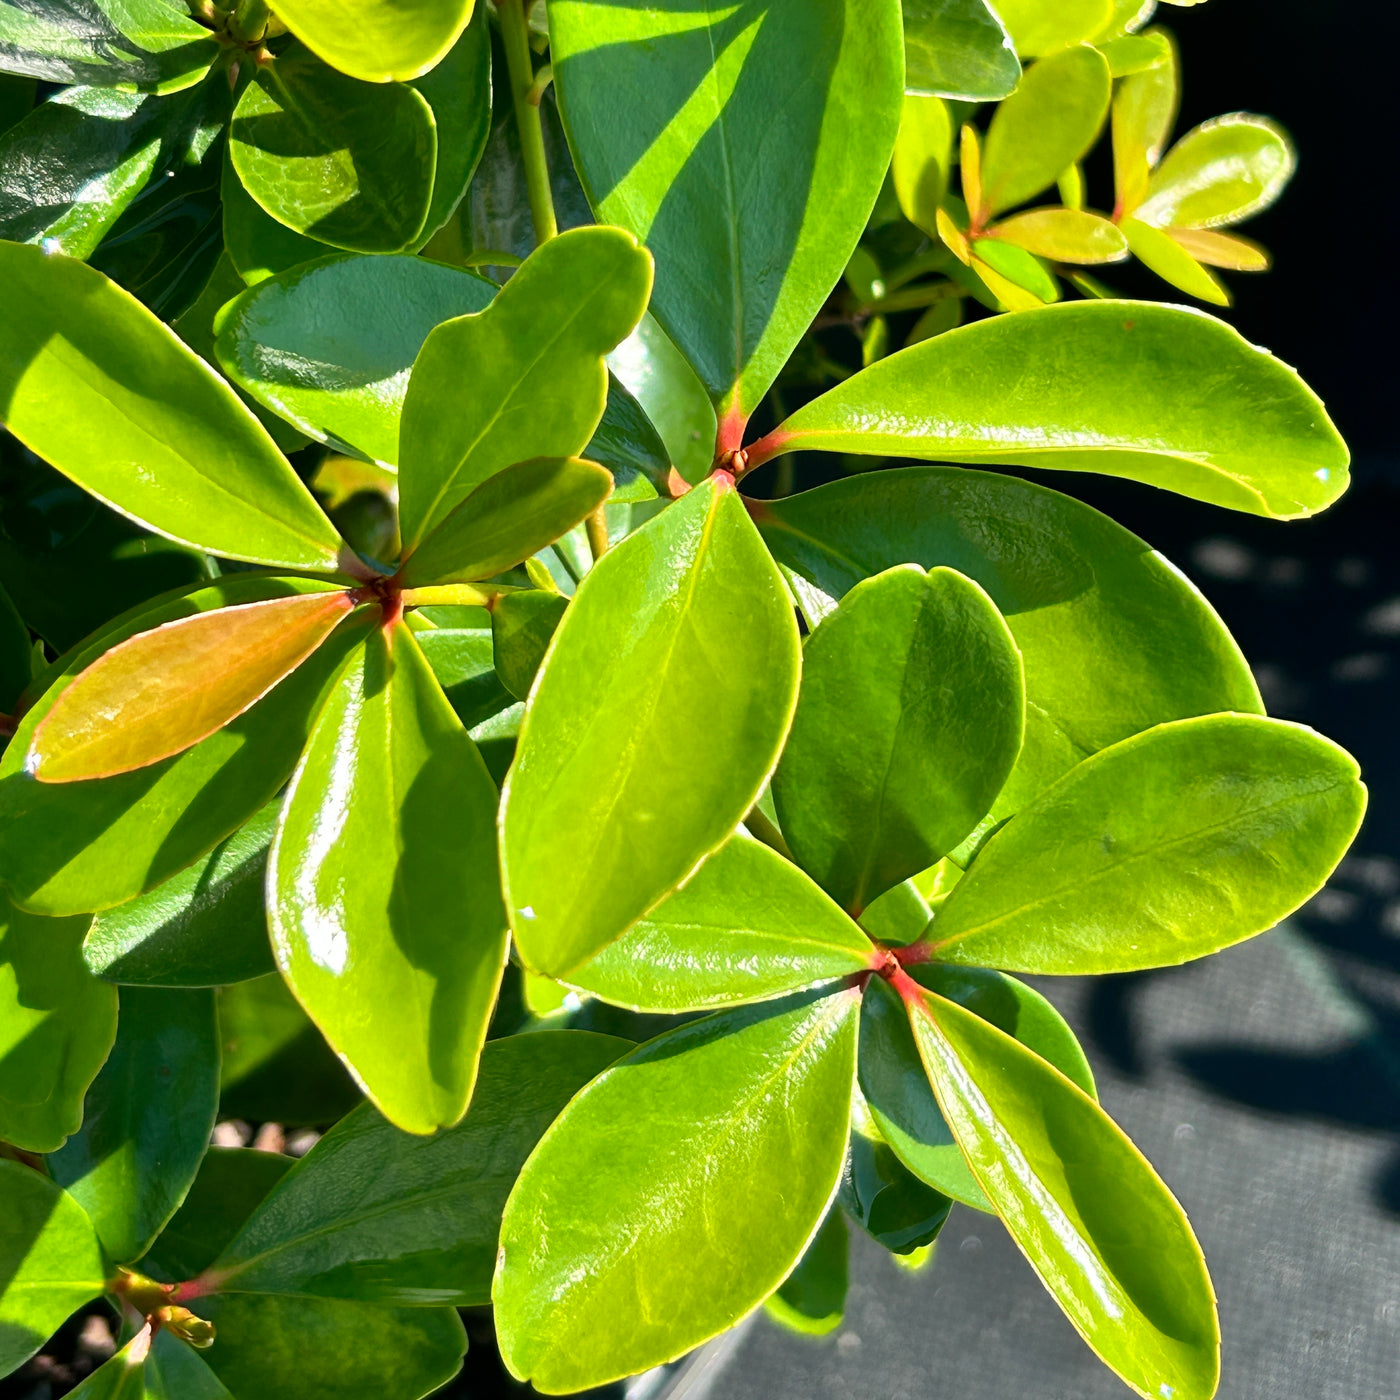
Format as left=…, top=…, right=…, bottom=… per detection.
left=498, top=0, right=557, bottom=246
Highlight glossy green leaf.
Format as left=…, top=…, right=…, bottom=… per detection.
left=0, top=242, right=346, bottom=570
left=1122, top=216, right=1228, bottom=304
left=763, top=301, right=1350, bottom=519
left=398, top=226, right=651, bottom=551
left=0, top=578, right=372, bottom=917
left=994, top=0, right=1113, bottom=56
left=932, top=713, right=1367, bottom=975
left=229, top=46, right=436, bottom=254
left=270, top=623, right=507, bottom=1134
left=490, top=590, right=568, bottom=703
left=144, top=1148, right=294, bottom=1282
left=197, top=1294, right=465, bottom=1400
left=905, top=982, right=1219, bottom=1400
left=992, top=208, right=1128, bottom=263
left=495, top=989, right=859, bottom=1391
left=757, top=467, right=1262, bottom=818
left=83, top=803, right=278, bottom=988
left=860, top=966, right=1094, bottom=1209
left=902, top=0, right=1019, bottom=100
left=765, top=1205, right=848, bottom=1336
left=0, top=0, right=218, bottom=93
left=400, top=457, right=612, bottom=586
left=221, top=155, right=330, bottom=285
left=0, top=893, right=115, bottom=1152
left=502, top=476, right=801, bottom=978
left=607, top=313, right=716, bottom=484
left=550, top=0, right=903, bottom=423
left=980, top=45, right=1111, bottom=216
left=892, top=93, right=953, bottom=238
left=50, top=987, right=219, bottom=1264
left=1137, top=114, right=1295, bottom=230
left=1112, top=31, right=1178, bottom=218
left=774, top=565, right=1023, bottom=913
left=0, top=88, right=163, bottom=256
left=407, top=6, right=491, bottom=245
left=0, top=579, right=27, bottom=712
left=568, top=832, right=875, bottom=1011
left=1170, top=227, right=1269, bottom=271
left=207, top=1031, right=630, bottom=1305
left=215, top=254, right=495, bottom=467
left=841, top=1091, right=952, bottom=1253
left=272, top=0, right=476, bottom=84
left=30, top=589, right=355, bottom=782
left=217, top=975, right=361, bottom=1128
left=581, top=374, right=668, bottom=502
left=0, top=1160, right=105, bottom=1377
left=416, top=624, right=514, bottom=729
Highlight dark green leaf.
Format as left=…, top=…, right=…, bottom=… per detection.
left=860, top=967, right=1094, bottom=1209
left=489, top=589, right=568, bottom=702
left=0, top=442, right=213, bottom=654
left=272, top=0, right=476, bottom=84
left=0, top=578, right=28, bottom=712
left=144, top=1148, right=294, bottom=1283
left=0, top=89, right=164, bottom=257
left=0, top=1160, right=105, bottom=1378
left=495, top=989, right=860, bottom=1391
left=197, top=1294, right=465, bottom=1400
left=144, top=1327, right=232, bottom=1399
left=229, top=45, right=436, bottom=253
left=902, top=0, right=1019, bottom=101
left=221, top=154, right=330, bottom=285
left=270, top=623, right=506, bottom=1133
left=582, top=373, right=669, bottom=502
left=763, top=302, right=1350, bottom=519
left=0, top=893, right=116, bottom=1152
left=905, top=980, right=1219, bottom=1400
left=764, top=1206, right=848, bottom=1337
left=774, top=564, right=1024, bottom=913
left=400, top=457, right=612, bottom=586
left=841, top=1095, right=952, bottom=1253
left=550, top=0, right=903, bottom=424
left=756, top=467, right=1263, bottom=821
left=568, top=832, right=875, bottom=1011
left=932, top=714, right=1367, bottom=974
left=0, top=580, right=372, bottom=916
left=215, top=252, right=495, bottom=467
left=83, top=803, right=278, bottom=987
left=398, top=225, right=652, bottom=552
left=408, top=6, right=491, bottom=246
left=0, top=242, right=347, bottom=569
left=0, top=74, right=35, bottom=134
left=502, top=476, right=801, bottom=977
left=415, top=623, right=514, bottom=729
left=217, top=975, right=361, bottom=1128
left=49, top=987, right=218, bottom=1264
left=607, top=313, right=715, bottom=484
left=208, top=1031, right=630, bottom=1305
left=0, top=0, right=219, bottom=92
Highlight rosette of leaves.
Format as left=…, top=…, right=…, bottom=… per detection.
left=0, top=4, right=1369, bottom=1400
left=1110, top=34, right=1296, bottom=305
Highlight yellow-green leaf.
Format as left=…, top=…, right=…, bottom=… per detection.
left=272, top=0, right=477, bottom=84
left=992, top=207, right=1128, bottom=263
